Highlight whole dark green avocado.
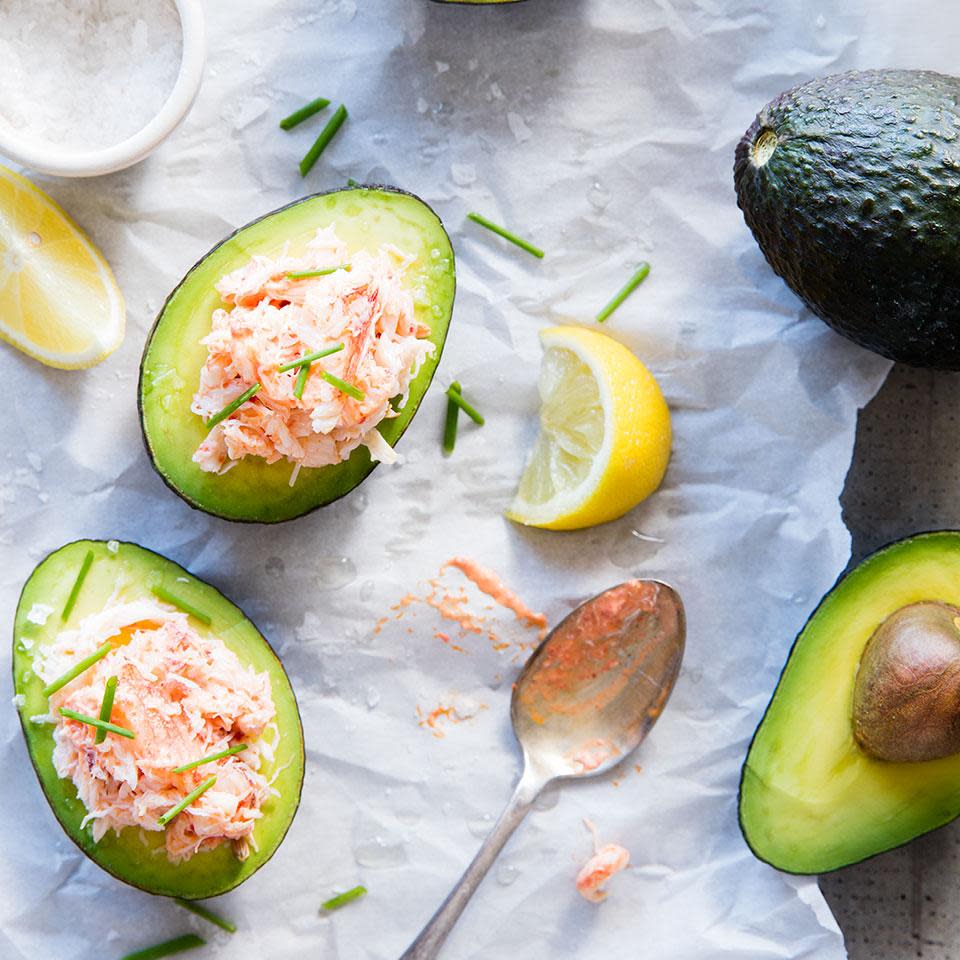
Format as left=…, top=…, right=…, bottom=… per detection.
left=735, top=69, right=960, bottom=369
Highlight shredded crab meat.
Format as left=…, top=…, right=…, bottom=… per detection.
left=575, top=818, right=630, bottom=903
left=191, top=227, right=434, bottom=476
left=33, top=599, right=276, bottom=863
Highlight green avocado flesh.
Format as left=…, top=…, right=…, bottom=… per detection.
left=740, top=532, right=960, bottom=874
left=139, top=187, right=456, bottom=522
left=734, top=69, right=960, bottom=369
left=13, top=540, right=305, bottom=898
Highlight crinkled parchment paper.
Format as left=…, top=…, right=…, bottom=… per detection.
left=6, top=0, right=951, bottom=956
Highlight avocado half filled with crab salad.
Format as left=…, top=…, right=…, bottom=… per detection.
left=12, top=539, right=304, bottom=899
left=139, top=186, right=456, bottom=523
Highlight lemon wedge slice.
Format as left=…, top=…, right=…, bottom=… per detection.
left=0, top=165, right=124, bottom=369
left=507, top=325, right=671, bottom=530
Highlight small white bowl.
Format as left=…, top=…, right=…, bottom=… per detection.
left=0, top=0, right=206, bottom=178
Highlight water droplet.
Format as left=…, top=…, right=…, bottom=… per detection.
left=354, top=835, right=407, bottom=868
left=450, top=162, right=476, bottom=187
left=608, top=527, right=664, bottom=569
left=587, top=181, right=610, bottom=211
left=467, top=814, right=493, bottom=838
left=316, top=556, right=357, bottom=590
left=366, top=687, right=380, bottom=709
left=496, top=864, right=520, bottom=886
left=791, top=591, right=807, bottom=605
left=350, top=491, right=369, bottom=514
left=265, top=556, right=285, bottom=579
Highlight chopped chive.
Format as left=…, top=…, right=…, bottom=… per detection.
left=60, top=707, right=134, bottom=740
left=279, top=95, right=331, bottom=131
left=151, top=586, right=213, bottom=626
left=175, top=898, right=237, bottom=934
left=42, top=641, right=113, bottom=698
left=467, top=212, right=544, bottom=259
left=595, top=261, right=651, bottom=324
left=94, top=676, right=118, bottom=745
left=293, top=363, right=311, bottom=400
left=206, top=383, right=261, bottom=431
left=61, top=549, right=94, bottom=621
left=347, top=178, right=359, bottom=187
left=443, top=381, right=461, bottom=456
left=446, top=385, right=484, bottom=425
left=322, top=371, right=364, bottom=401
left=277, top=342, right=345, bottom=372
left=173, top=743, right=248, bottom=774
left=321, top=885, right=367, bottom=911
left=285, top=264, right=351, bottom=281
left=299, top=104, right=348, bottom=177
left=119, top=934, right=206, bottom=960
left=158, top=775, right=217, bottom=828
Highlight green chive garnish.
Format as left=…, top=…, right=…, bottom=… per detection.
left=206, top=383, right=260, bottom=431
left=61, top=549, right=94, bottom=621
left=151, top=586, right=213, bottom=626
left=595, top=261, right=651, bottom=324
left=279, top=95, right=331, bottom=131
left=347, top=178, right=359, bottom=187
left=175, top=899, right=237, bottom=934
left=294, top=363, right=311, bottom=400
left=173, top=743, right=248, bottom=774
left=42, top=641, right=113, bottom=698
left=443, top=381, right=461, bottom=456
left=60, top=707, right=134, bottom=740
left=119, top=934, right=205, bottom=960
left=158, top=775, right=217, bottom=828
left=446, top=385, right=484, bottom=425
left=467, top=212, right=544, bottom=259
left=277, top=342, right=345, bottom=372
left=285, top=265, right=351, bottom=281
left=299, top=104, right=348, bottom=177
left=322, top=371, right=364, bottom=401
left=321, top=885, right=367, bottom=911
left=94, top=676, right=118, bottom=745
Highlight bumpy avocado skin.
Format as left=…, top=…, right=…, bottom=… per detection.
left=735, top=69, right=960, bottom=369
left=13, top=540, right=305, bottom=899
left=740, top=531, right=960, bottom=874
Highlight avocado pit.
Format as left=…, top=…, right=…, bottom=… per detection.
left=853, top=601, right=960, bottom=762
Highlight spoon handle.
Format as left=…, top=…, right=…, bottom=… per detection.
left=399, top=770, right=543, bottom=960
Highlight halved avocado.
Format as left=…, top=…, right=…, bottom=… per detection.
left=139, top=186, right=456, bottom=523
left=740, top=531, right=960, bottom=874
left=12, top=539, right=305, bottom=898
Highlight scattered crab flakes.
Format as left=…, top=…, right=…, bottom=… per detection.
left=416, top=697, right=487, bottom=739
left=576, top=819, right=630, bottom=903
left=444, top=557, right=547, bottom=637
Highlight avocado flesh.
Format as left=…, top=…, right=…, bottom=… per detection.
left=740, top=532, right=960, bottom=874
left=734, top=69, right=960, bottom=369
left=13, top=540, right=305, bottom=899
left=139, top=186, right=456, bottom=523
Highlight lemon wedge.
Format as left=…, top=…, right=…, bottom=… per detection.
left=507, top=325, right=671, bottom=530
left=0, top=165, right=124, bottom=369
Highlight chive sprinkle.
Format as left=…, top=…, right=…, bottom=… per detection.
left=299, top=103, right=348, bottom=177
left=279, top=95, right=331, bottom=131
left=347, top=177, right=359, bottom=187
left=42, top=641, right=113, bottom=698
left=446, top=384, right=484, bottom=425
left=158, top=775, right=217, bottom=828
left=206, top=383, right=261, bottom=431
left=285, top=264, right=351, bottom=281
left=277, top=342, right=345, bottom=373
left=175, top=899, right=237, bottom=934
left=293, top=363, right=311, bottom=400
left=60, top=707, right=135, bottom=740
left=322, top=371, right=364, bottom=401
left=119, top=934, right=206, bottom=960
left=61, top=549, right=94, bottom=621
left=443, top=381, right=461, bottom=456
left=173, top=743, right=248, bottom=774
left=467, top=212, right=544, bottom=259
left=151, top=586, right=213, bottom=626
left=94, top=676, right=118, bottom=745
left=595, top=261, right=651, bottom=324
left=321, top=885, right=367, bottom=911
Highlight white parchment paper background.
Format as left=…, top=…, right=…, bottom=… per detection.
left=6, top=0, right=956, bottom=956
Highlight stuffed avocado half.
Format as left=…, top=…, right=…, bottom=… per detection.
left=740, top=532, right=960, bottom=874
left=13, top=539, right=305, bottom=899
left=139, top=186, right=456, bottom=523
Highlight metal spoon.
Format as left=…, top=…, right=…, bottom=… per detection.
left=400, top=579, right=686, bottom=960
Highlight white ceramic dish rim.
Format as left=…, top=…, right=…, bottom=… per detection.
left=0, top=0, right=205, bottom=178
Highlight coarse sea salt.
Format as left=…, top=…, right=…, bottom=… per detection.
left=0, top=0, right=182, bottom=152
